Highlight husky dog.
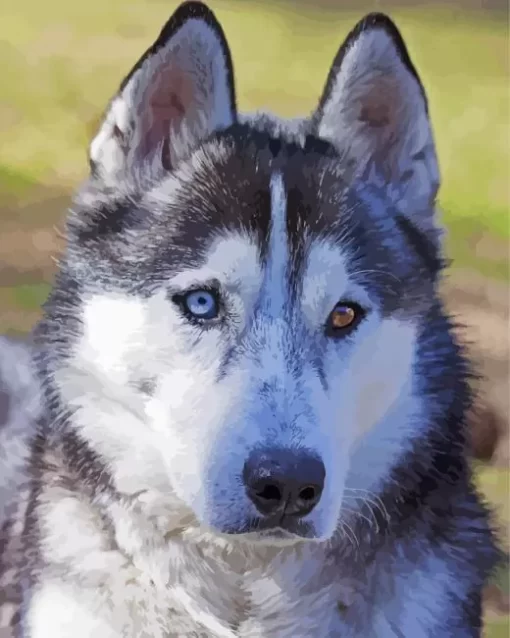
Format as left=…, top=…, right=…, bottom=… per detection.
left=0, top=2, right=499, bottom=636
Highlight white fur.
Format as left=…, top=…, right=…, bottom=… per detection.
left=89, top=97, right=130, bottom=180
left=29, top=482, right=461, bottom=637
left=25, top=583, right=119, bottom=638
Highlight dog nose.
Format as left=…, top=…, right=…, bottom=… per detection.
left=243, top=448, right=325, bottom=518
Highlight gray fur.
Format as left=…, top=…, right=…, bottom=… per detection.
left=0, top=337, right=39, bottom=633
left=0, top=337, right=39, bottom=526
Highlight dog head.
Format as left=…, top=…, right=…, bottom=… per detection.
left=42, top=2, right=443, bottom=543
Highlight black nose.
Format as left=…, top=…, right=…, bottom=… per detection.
left=243, top=448, right=325, bottom=518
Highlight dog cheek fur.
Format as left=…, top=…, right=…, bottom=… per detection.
left=143, top=322, right=258, bottom=524
left=345, top=317, right=419, bottom=445
left=145, top=366, right=251, bottom=520
left=320, top=317, right=422, bottom=503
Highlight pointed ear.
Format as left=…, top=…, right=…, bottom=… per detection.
left=313, top=14, right=441, bottom=243
left=89, top=1, right=236, bottom=187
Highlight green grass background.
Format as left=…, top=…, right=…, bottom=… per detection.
left=1, top=2, right=508, bottom=221
left=1, top=0, right=508, bottom=634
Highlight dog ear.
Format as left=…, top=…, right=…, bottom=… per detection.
left=89, top=1, right=236, bottom=187
left=313, top=14, right=441, bottom=244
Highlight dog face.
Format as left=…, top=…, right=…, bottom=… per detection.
left=47, top=2, right=443, bottom=542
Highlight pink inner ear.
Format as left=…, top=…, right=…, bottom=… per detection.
left=137, top=64, right=195, bottom=162
left=358, top=77, right=399, bottom=131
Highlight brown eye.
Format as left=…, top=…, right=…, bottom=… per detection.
left=327, top=302, right=364, bottom=335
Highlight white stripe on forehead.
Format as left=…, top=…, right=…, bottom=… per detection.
left=262, top=172, right=288, bottom=314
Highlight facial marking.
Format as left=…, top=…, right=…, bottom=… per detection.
left=345, top=319, right=421, bottom=496
left=348, top=318, right=417, bottom=441
left=261, top=172, right=288, bottom=314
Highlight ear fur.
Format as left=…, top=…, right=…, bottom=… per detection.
left=89, top=1, right=236, bottom=187
left=314, top=13, right=441, bottom=244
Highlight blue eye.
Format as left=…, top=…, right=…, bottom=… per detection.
left=183, top=289, right=219, bottom=320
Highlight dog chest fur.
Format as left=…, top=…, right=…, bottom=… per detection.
left=24, top=442, right=470, bottom=638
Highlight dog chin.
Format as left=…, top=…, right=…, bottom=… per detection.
left=216, top=518, right=319, bottom=545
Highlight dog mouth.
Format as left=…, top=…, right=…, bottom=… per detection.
left=221, top=515, right=315, bottom=541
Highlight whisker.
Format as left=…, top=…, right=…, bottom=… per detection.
left=339, top=520, right=360, bottom=550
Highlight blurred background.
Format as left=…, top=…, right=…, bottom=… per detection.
left=0, top=0, right=508, bottom=634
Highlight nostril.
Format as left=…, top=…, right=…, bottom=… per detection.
left=247, top=480, right=286, bottom=516
left=298, top=485, right=319, bottom=502
left=256, top=482, right=282, bottom=503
